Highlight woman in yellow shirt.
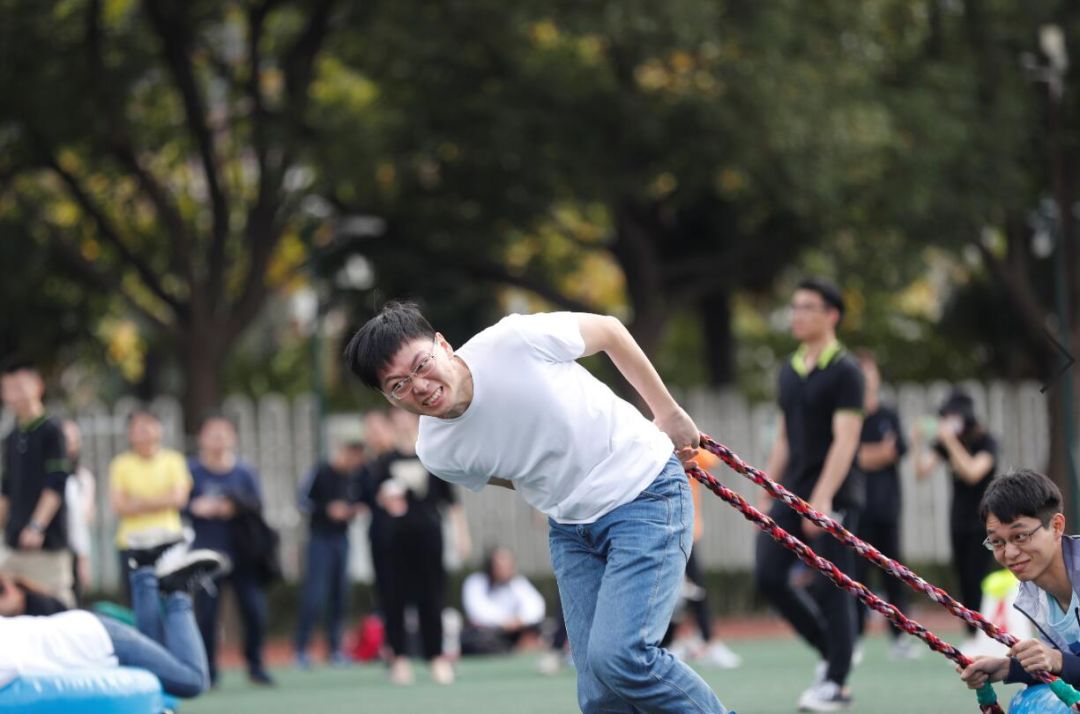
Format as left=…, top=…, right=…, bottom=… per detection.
left=109, top=410, right=192, bottom=602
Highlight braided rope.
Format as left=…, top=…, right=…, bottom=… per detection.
left=694, top=434, right=1080, bottom=711
left=684, top=460, right=1004, bottom=714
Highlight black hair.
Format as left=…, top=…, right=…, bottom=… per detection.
left=0, top=360, right=38, bottom=377
left=198, top=411, right=236, bottom=432
left=126, top=406, right=159, bottom=425
left=978, top=469, right=1063, bottom=526
left=343, top=301, right=435, bottom=391
left=795, top=277, right=845, bottom=323
left=938, top=388, right=978, bottom=433
left=484, top=546, right=513, bottom=590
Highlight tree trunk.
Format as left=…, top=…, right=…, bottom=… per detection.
left=700, top=288, right=735, bottom=386
left=180, top=321, right=227, bottom=440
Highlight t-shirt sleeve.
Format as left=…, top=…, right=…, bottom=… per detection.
left=1, top=449, right=10, bottom=498
left=108, top=456, right=126, bottom=492
left=42, top=424, right=69, bottom=495
left=508, top=312, right=586, bottom=363
left=890, top=409, right=908, bottom=458
left=422, top=461, right=488, bottom=493
left=416, top=441, right=489, bottom=492
left=172, top=453, right=194, bottom=493
left=834, top=360, right=864, bottom=413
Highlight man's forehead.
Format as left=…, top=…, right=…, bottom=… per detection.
left=380, top=337, right=432, bottom=377
left=986, top=515, right=1037, bottom=529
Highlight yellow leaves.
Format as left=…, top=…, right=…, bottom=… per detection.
left=80, top=239, right=101, bottom=262
left=266, top=230, right=308, bottom=291
left=48, top=200, right=80, bottom=228
left=633, top=50, right=722, bottom=98
left=103, top=0, right=136, bottom=26
left=438, top=143, right=462, bottom=162
left=98, top=317, right=146, bottom=383
left=375, top=162, right=397, bottom=192
left=715, top=167, right=747, bottom=197
left=260, top=67, right=285, bottom=104
left=529, top=20, right=560, bottom=48
left=576, top=35, right=606, bottom=65
left=893, top=278, right=941, bottom=320
left=647, top=172, right=678, bottom=200
left=527, top=21, right=605, bottom=65
left=670, top=51, right=695, bottom=74
left=502, top=202, right=625, bottom=312
left=312, top=57, right=378, bottom=111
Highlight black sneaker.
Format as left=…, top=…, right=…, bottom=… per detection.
left=157, top=550, right=231, bottom=595
left=126, top=529, right=186, bottom=570
left=248, top=669, right=276, bottom=687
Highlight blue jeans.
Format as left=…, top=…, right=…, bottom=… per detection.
left=548, top=457, right=729, bottom=713
left=295, top=531, right=350, bottom=655
left=97, top=568, right=209, bottom=698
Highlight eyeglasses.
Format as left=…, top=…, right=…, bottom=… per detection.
left=983, top=523, right=1046, bottom=552
left=386, top=337, right=439, bottom=401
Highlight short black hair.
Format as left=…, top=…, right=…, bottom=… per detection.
left=938, top=388, right=977, bottom=431
left=796, top=278, right=845, bottom=323
left=978, top=469, right=1063, bottom=526
left=126, top=407, right=159, bottom=425
left=1, top=361, right=39, bottom=377
left=198, top=412, right=235, bottom=432
left=344, top=301, right=435, bottom=391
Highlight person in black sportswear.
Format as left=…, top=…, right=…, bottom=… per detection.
left=754, top=278, right=864, bottom=712
left=851, top=349, right=920, bottom=660
left=0, top=364, right=71, bottom=606
left=914, top=388, right=998, bottom=640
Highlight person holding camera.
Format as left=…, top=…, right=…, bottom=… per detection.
left=913, top=388, right=999, bottom=639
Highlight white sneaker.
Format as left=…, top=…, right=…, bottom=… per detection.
left=888, top=637, right=924, bottom=661
left=700, top=641, right=742, bottom=669
left=812, top=660, right=828, bottom=686
left=430, top=657, right=454, bottom=685
left=537, top=652, right=562, bottom=676
left=389, top=658, right=414, bottom=686
left=668, top=635, right=703, bottom=662
left=798, top=680, right=852, bottom=712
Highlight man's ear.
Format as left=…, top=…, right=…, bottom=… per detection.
left=1052, top=512, right=1067, bottom=536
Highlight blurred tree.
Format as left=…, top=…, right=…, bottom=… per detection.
left=0, top=0, right=345, bottom=431
left=0, top=213, right=107, bottom=372
left=864, top=0, right=1080, bottom=486
left=319, top=0, right=901, bottom=389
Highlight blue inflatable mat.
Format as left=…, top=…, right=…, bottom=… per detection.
left=0, top=667, right=174, bottom=713
left=1008, top=683, right=1071, bottom=714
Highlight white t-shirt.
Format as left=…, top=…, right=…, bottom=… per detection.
left=462, top=572, right=546, bottom=628
left=417, top=312, right=674, bottom=524
left=0, top=611, right=117, bottom=687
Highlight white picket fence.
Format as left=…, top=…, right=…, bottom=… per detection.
left=0, top=380, right=1060, bottom=590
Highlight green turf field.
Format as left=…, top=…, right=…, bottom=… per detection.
left=183, top=634, right=1029, bottom=714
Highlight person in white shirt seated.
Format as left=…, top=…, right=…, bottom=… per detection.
left=0, top=539, right=227, bottom=698
left=461, top=547, right=546, bottom=655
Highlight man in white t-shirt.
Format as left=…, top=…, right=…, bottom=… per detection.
left=344, top=302, right=729, bottom=713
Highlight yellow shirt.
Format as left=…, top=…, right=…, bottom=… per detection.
left=109, top=450, right=192, bottom=547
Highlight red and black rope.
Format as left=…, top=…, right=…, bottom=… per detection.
left=683, top=457, right=1006, bottom=713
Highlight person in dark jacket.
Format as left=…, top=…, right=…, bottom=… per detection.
left=294, top=437, right=366, bottom=667
left=186, top=415, right=273, bottom=687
